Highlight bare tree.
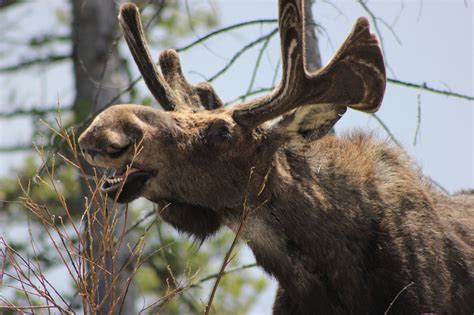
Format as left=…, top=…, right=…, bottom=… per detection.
left=72, top=0, right=136, bottom=313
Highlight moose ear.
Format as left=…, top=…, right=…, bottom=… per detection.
left=271, top=104, right=347, bottom=141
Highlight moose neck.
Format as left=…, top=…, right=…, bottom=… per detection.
left=219, top=135, right=382, bottom=308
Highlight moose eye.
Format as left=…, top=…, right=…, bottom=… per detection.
left=206, top=120, right=234, bottom=145
left=107, top=144, right=131, bottom=159
left=217, top=126, right=232, bottom=140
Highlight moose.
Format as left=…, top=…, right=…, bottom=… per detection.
left=78, top=0, right=474, bottom=313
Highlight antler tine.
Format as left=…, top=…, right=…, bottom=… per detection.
left=119, top=3, right=223, bottom=111
left=159, top=50, right=223, bottom=110
left=232, top=0, right=386, bottom=129
left=119, top=3, right=178, bottom=111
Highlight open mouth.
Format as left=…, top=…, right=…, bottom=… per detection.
left=101, top=167, right=140, bottom=192
left=101, top=166, right=150, bottom=202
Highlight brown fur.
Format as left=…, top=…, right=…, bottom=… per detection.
left=78, top=1, right=472, bottom=313
left=79, top=105, right=474, bottom=314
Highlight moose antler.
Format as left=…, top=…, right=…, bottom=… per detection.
left=232, top=0, right=386, bottom=129
left=119, top=3, right=223, bottom=111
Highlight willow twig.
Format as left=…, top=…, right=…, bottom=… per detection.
left=388, top=78, right=474, bottom=101
left=207, top=28, right=278, bottom=82
left=175, top=19, right=277, bottom=53
left=0, top=54, right=70, bottom=73
left=0, top=106, right=71, bottom=118
left=384, top=282, right=414, bottom=315
left=243, top=34, right=273, bottom=102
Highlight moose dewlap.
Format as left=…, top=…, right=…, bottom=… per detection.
left=78, top=0, right=474, bottom=314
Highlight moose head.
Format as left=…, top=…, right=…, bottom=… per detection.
left=78, top=0, right=385, bottom=208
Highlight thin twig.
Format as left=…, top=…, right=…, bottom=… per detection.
left=0, top=54, right=70, bottom=73
left=0, top=106, right=72, bottom=118
left=144, top=0, right=167, bottom=30
left=207, top=28, right=278, bottom=82
left=204, top=223, right=244, bottom=315
left=124, top=208, right=157, bottom=235
left=413, top=88, right=422, bottom=146
left=356, top=0, right=399, bottom=76
left=204, top=168, right=268, bottom=315
left=370, top=113, right=401, bottom=147
left=356, top=0, right=390, bottom=50
left=388, top=78, right=474, bottom=101
left=243, top=34, right=273, bottom=102
left=175, top=19, right=277, bottom=53
left=184, top=0, right=216, bottom=58
left=384, top=281, right=414, bottom=315
left=190, top=263, right=257, bottom=288
left=225, top=87, right=274, bottom=107
left=370, top=114, right=449, bottom=194
left=0, top=144, right=43, bottom=153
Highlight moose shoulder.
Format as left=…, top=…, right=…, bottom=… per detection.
left=78, top=0, right=474, bottom=314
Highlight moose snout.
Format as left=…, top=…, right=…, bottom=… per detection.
left=78, top=141, right=100, bottom=165
left=81, top=148, right=101, bottom=160
left=78, top=133, right=100, bottom=164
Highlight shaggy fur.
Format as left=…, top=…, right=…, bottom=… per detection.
left=78, top=105, right=474, bottom=314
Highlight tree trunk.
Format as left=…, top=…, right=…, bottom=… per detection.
left=304, top=0, right=322, bottom=72
left=72, top=0, right=136, bottom=313
left=304, top=0, right=332, bottom=136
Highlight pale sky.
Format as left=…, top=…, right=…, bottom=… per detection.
left=0, top=0, right=472, bottom=313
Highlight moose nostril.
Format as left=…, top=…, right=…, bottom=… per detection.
left=88, top=149, right=101, bottom=159
left=82, top=148, right=101, bottom=159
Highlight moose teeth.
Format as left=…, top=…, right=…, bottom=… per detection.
left=107, top=177, right=124, bottom=185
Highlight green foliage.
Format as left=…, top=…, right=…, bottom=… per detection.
left=0, top=155, right=78, bottom=214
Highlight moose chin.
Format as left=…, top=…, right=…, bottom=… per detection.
left=78, top=0, right=474, bottom=314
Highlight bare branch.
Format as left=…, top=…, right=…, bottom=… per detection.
left=356, top=0, right=400, bottom=77
left=226, top=87, right=274, bottom=106
left=1, top=34, right=69, bottom=47
left=0, top=144, right=37, bottom=153
left=384, top=282, right=414, bottom=315
left=243, top=36, right=273, bottom=102
left=0, top=54, right=71, bottom=73
left=28, top=34, right=69, bottom=47
left=191, top=263, right=257, bottom=288
left=208, top=28, right=278, bottom=82
left=413, top=89, right=422, bottom=146
left=388, top=78, right=474, bottom=101
left=0, top=106, right=71, bottom=118
left=175, top=19, right=278, bottom=53
left=370, top=113, right=401, bottom=147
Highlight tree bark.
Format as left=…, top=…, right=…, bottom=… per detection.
left=304, top=0, right=322, bottom=72
left=72, top=0, right=136, bottom=313
left=304, top=0, right=333, bottom=136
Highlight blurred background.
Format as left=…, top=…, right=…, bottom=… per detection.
left=0, top=0, right=472, bottom=313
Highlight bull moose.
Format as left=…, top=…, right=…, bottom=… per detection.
left=78, top=0, right=474, bottom=313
